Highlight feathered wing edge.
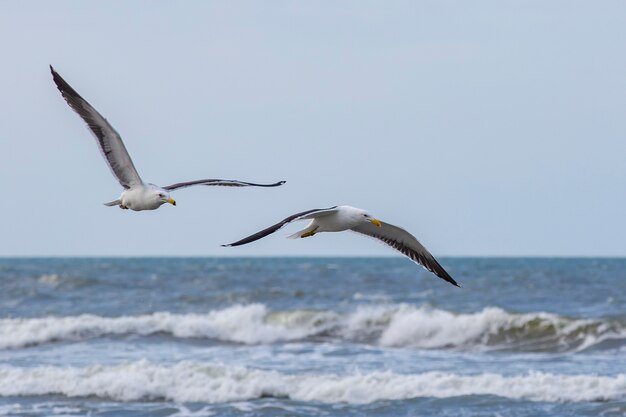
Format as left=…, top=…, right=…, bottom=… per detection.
left=163, top=179, right=286, bottom=191
left=50, top=66, right=143, bottom=189
left=222, top=207, right=338, bottom=247
left=351, top=221, right=459, bottom=287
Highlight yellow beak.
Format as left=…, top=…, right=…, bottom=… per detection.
left=369, top=218, right=382, bottom=227
left=167, top=198, right=176, bottom=206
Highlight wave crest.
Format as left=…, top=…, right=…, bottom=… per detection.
left=375, top=305, right=623, bottom=351
left=0, top=361, right=624, bottom=403
left=1, top=304, right=624, bottom=352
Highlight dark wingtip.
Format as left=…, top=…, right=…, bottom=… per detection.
left=49, top=65, right=61, bottom=80
left=49, top=66, right=63, bottom=89
left=447, top=277, right=461, bottom=287
left=436, top=269, right=460, bottom=287
left=221, top=244, right=232, bottom=247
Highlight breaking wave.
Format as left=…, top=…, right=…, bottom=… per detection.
left=1, top=304, right=624, bottom=352
left=0, top=361, right=624, bottom=404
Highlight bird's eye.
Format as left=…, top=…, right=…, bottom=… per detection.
left=158, top=194, right=164, bottom=197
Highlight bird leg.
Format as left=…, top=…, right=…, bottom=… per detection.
left=300, top=226, right=318, bottom=238
left=119, top=204, right=128, bottom=210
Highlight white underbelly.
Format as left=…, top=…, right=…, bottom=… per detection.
left=120, top=189, right=159, bottom=211
left=315, top=215, right=356, bottom=232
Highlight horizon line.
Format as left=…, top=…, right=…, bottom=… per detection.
left=1, top=254, right=626, bottom=259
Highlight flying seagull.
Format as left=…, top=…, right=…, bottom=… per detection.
left=223, top=205, right=459, bottom=287
left=50, top=66, right=285, bottom=211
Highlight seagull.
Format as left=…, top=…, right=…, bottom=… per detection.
left=223, top=205, right=459, bottom=287
left=50, top=66, right=285, bottom=211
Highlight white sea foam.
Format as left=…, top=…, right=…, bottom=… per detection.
left=0, top=403, right=23, bottom=416
left=0, top=361, right=623, bottom=404
left=0, top=304, right=623, bottom=352
left=0, top=304, right=331, bottom=349
left=376, top=305, right=606, bottom=350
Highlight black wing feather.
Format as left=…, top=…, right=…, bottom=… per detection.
left=50, top=66, right=142, bottom=189
left=352, top=222, right=459, bottom=287
left=222, top=207, right=337, bottom=247
left=163, top=179, right=286, bottom=191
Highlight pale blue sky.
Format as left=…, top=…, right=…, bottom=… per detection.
left=1, top=1, right=625, bottom=256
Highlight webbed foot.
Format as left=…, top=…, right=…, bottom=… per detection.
left=300, top=227, right=318, bottom=238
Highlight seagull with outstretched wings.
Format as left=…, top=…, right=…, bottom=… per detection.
left=50, top=66, right=285, bottom=211
left=223, top=205, right=459, bottom=287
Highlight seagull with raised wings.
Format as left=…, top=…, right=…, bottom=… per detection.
left=50, top=66, right=285, bottom=211
left=223, top=205, right=459, bottom=287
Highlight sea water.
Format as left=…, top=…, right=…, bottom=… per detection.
left=0, top=257, right=624, bottom=416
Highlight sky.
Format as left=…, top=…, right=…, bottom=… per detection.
left=1, top=1, right=625, bottom=257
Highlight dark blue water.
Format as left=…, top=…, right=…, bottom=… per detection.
left=0, top=257, right=625, bottom=416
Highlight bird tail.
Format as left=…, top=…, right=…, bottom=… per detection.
left=103, top=199, right=121, bottom=207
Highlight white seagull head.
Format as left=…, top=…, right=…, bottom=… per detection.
left=148, top=185, right=176, bottom=207
left=341, top=206, right=382, bottom=227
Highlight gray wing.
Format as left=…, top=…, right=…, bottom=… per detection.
left=351, top=221, right=459, bottom=287
left=163, top=179, right=286, bottom=191
left=222, top=207, right=339, bottom=247
left=50, top=66, right=143, bottom=189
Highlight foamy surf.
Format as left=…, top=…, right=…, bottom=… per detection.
left=0, top=361, right=624, bottom=404
left=1, top=304, right=624, bottom=352
left=0, top=304, right=332, bottom=349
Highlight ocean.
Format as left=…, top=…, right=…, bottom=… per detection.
left=0, top=257, right=624, bottom=416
